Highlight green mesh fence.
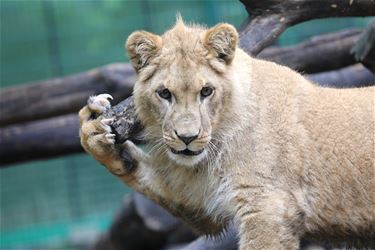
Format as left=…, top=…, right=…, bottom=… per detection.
left=0, top=0, right=371, bottom=249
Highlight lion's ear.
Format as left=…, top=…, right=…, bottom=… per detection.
left=203, top=23, right=238, bottom=64
left=126, top=31, right=162, bottom=72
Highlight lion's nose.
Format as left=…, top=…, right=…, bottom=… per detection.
left=175, top=131, right=198, bottom=145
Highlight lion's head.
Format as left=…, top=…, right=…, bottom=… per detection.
left=126, top=18, right=238, bottom=166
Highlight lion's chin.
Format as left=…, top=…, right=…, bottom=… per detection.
left=167, top=148, right=207, bottom=167
left=170, top=148, right=204, bottom=156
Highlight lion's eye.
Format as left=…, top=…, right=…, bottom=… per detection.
left=200, top=86, right=214, bottom=98
left=158, top=88, right=172, bottom=100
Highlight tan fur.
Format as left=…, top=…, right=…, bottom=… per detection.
left=79, top=19, right=375, bottom=249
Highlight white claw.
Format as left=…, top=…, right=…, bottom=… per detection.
left=98, top=93, right=113, bottom=101
left=88, top=94, right=113, bottom=114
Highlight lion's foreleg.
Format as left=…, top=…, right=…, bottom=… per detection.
left=234, top=189, right=300, bottom=250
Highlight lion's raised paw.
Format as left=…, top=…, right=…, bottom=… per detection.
left=79, top=93, right=117, bottom=157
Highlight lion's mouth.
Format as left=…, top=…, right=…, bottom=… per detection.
left=170, top=148, right=204, bottom=156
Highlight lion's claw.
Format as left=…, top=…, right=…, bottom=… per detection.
left=88, top=94, right=113, bottom=114
left=101, top=94, right=113, bottom=101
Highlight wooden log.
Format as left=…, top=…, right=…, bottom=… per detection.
left=239, top=13, right=290, bottom=56
left=258, top=29, right=362, bottom=73
left=0, top=63, right=135, bottom=126
left=351, top=20, right=375, bottom=73
left=308, top=64, right=375, bottom=88
left=0, top=114, right=81, bottom=166
left=239, top=0, right=375, bottom=55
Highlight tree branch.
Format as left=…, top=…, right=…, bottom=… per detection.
left=258, top=29, right=362, bottom=73
left=308, top=64, right=375, bottom=88
left=239, top=0, right=375, bottom=55
left=239, top=13, right=290, bottom=56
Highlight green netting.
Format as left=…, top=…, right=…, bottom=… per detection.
left=0, top=154, right=127, bottom=249
left=0, top=0, right=371, bottom=249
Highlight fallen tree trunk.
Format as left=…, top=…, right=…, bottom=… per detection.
left=258, top=29, right=362, bottom=73
left=0, top=63, right=135, bottom=126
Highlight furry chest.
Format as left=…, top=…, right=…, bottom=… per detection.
left=160, top=165, right=233, bottom=223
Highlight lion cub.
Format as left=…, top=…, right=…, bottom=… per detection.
left=79, top=19, right=375, bottom=249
